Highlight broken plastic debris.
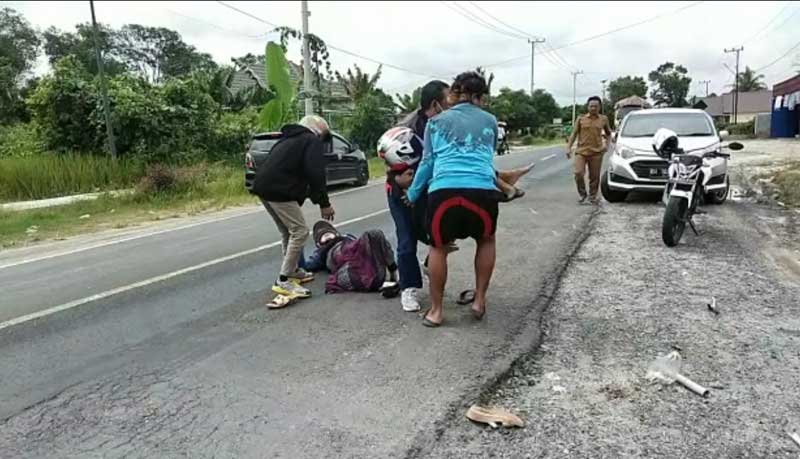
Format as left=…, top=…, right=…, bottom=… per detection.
left=529, top=208, right=538, bottom=215
left=552, top=385, right=567, bottom=394
left=465, top=405, right=524, bottom=429
left=707, top=297, right=720, bottom=315
left=646, top=351, right=710, bottom=398
left=789, top=431, right=800, bottom=448
left=79, top=214, right=91, bottom=219
left=544, top=372, right=560, bottom=381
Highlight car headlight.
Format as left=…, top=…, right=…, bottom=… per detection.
left=616, top=147, right=635, bottom=159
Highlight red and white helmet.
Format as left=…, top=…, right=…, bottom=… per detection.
left=377, top=126, right=419, bottom=171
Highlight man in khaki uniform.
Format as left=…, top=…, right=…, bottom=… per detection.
left=566, top=96, right=612, bottom=204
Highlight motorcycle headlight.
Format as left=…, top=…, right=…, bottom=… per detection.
left=616, top=147, right=635, bottom=159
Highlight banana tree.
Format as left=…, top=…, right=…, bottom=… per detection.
left=258, top=42, right=296, bottom=131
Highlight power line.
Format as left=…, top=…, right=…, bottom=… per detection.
left=754, top=38, right=800, bottom=72
left=743, top=2, right=792, bottom=44
left=465, top=1, right=537, bottom=39
left=215, top=1, right=443, bottom=79
left=477, top=1, right=704, bottom=69
left=166, top=8, right=268, bottom=40
left=439, top=1, right=529, bottom=40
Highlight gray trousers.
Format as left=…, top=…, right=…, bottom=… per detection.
left=261, top=199, right=308, bottom=277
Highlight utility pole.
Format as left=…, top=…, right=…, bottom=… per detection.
left=699, top=80, right=711, bottom=97
left=301, top=0, right=314, bottom=116
left=724, top=47, right=743, bottom=124
left=601, top=79, right=607, bottom=101
left=89, top=0, right=116, bottom=159
left=528, top=37, right=545, bottom=94
left=571, top=70, right=583, bottom=126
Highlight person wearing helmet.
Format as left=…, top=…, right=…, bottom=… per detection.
left=381, top=80, right=451, bottom=313
left=302, top=221, right=401, bottom=297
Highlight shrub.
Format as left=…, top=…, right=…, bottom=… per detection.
left=520, top=135, right=535, bottom=146
left=0, top=122, right=46, bottom=157
left=726, top=119, right=755, bottom=137
left=136, top=163, right=210, bottom=195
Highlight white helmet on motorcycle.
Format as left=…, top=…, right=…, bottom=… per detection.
left=652, top=128, right=680, bottom=159
left=377, top=126, right=420, bottom=171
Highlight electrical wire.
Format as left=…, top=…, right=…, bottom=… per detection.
left=754, top=38, right=800, bottom=72
left=439, top=1, right=529, bottom=40
left=742, top=2, right=792, bottom=44
left=214, top=1, right=443, bottom=79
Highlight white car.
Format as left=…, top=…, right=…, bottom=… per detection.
left=601, top=108, right=730, bottom=204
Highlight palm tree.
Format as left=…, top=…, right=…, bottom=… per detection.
left=335, top=64, right=382, bottom=102
left=395, top=87, right=421, bottom=113
left=474, top=66, right=495, bottom=101
left=734, top=66, right=767, bottom=92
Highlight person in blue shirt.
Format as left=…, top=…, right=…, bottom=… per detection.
left=406, top=71, right=501, bottom=327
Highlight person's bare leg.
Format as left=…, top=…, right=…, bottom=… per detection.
left=498, top=162, right=536, bottom=187
left=425, top=245, right=448, bottom=325
left=472, top=235, right=496, bottom=318
left=496, top=177, right=516, bottom=198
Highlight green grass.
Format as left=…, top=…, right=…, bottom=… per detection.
left=0, top=164, right=253, bottom=249
left=0, top=154, right=145, bottom=203
left=368, top=157, right=386, bottom=181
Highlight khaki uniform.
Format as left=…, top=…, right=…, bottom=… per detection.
left=572, top=114, right=610, bottom=202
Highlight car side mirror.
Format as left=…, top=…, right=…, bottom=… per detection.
left=350, top=143, right=359, bottom=153
left=719, top=130, right=729, bottom=140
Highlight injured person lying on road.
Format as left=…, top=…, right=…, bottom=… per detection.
left=304, top=221, right=401, bottom=297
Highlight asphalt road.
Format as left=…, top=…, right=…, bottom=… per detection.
left=0, top=145, right=593, bottom=458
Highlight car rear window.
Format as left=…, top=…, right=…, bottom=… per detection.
left=249, top=138, right=279, bottom=153
left=621, top=113, right=714, bottom=138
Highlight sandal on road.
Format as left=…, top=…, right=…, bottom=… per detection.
left=420, top=308, right=443, bottom=328
left=456, top=289, right=476, bottom=305
left=267, top=294, right=298, bottom=309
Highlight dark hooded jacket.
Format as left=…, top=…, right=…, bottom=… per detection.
left=252, top=124, right=330, bottom=208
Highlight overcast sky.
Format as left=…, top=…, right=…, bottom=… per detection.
left=5, top=0, right=800, bottom=105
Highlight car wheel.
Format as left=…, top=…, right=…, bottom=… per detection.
left=354, top=162, right=369, bottom=186
left=705, top=176, right=729, bottom=205
left=601, top=172, right=628, bottom=203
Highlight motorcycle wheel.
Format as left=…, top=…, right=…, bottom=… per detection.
left=662, top=196, right=688, bottom=247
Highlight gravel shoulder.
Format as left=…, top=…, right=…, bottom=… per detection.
left=422, top=199, right=800, bottom=458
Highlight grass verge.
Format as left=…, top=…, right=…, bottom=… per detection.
left=0, top=154, right=144, bottom=203
left=773, top=163, right=800, bottom=207
left=0, top=164, right=253, bottom=249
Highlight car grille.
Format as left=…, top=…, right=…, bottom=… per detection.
left=631, top=160, right=669, bottom=180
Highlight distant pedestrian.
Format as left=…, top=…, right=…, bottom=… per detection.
left=251, top=115, right=336, bottom=299
left=566, top=96, right=612, bottom=205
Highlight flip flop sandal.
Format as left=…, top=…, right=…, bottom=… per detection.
left=267, top=294, right=297, bottom=309
left=379, top=281, right=401, bottom=299
left=419, top=308, right=442, bottom=327
left=500, top=188, right=526, bottom=203
left=471, top=306, right=486, bottom=321
left=456, top=289, right=476, bottom=305
left=465, top=405, right=525, bottom=428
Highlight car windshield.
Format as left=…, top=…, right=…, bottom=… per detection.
left=249, top=138, right=279, bottom=153
left=621, top=113, right=714, bottom=138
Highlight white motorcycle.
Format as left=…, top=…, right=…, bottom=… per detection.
left=653, top=128, right=743, bottom=247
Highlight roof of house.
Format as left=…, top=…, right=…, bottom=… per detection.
left=229, top=57, right=349, bottom=100
left=697, top=89, right=771, bottom=116
left=773, top=74, right=800, bottom=96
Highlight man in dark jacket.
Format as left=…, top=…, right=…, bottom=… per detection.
left=252, top=115, right=336, bottom=298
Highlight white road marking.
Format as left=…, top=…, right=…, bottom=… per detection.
left=0, top=182, right=383, bottom=271
left=541, top=154, right=557, bottom=161
left=0, top=208, right=389, bottom=331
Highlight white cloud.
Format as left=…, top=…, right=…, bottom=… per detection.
left=6, top=0, right=798, bottom=105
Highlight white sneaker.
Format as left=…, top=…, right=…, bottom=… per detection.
left=401, top=288, right=421, bottom=312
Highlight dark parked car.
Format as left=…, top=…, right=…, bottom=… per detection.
left=245, top=131, right=370, bottom=193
